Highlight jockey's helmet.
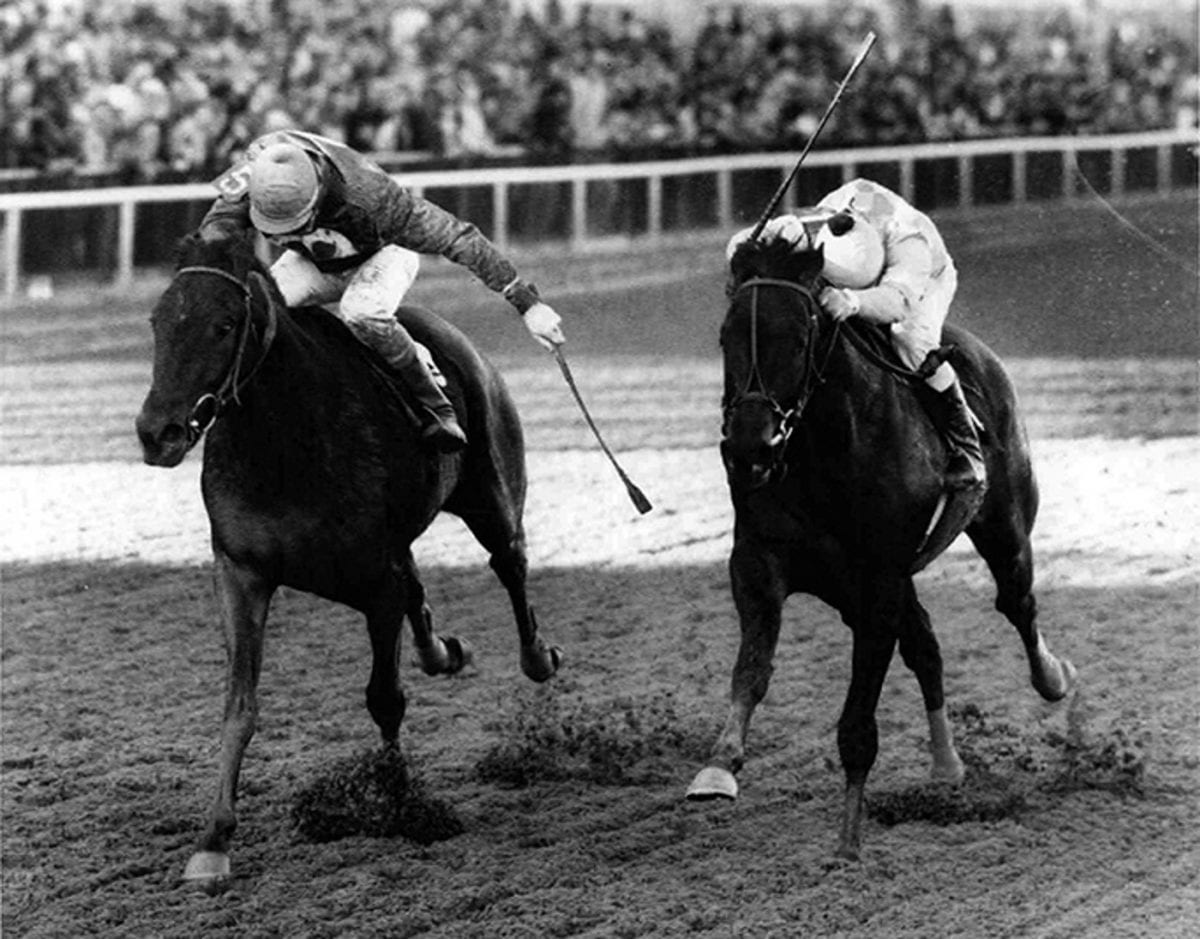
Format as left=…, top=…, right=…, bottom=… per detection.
left=249, top=142, right=321, bottom=235
left=816, top=210, right=884, bottom=288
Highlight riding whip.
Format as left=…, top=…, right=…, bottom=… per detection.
left=749, top=31, right=878, bottom=242
left=553, top=347, right=653, bottom=515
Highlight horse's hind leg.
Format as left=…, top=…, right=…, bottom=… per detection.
left=968, top=508, right=1075, bottom=702
left=897, top=580, right=965, bottom=783
left=398, top=553, right=472, bottom=676
left=456, top=503, right=561, bottom=682
left=184, top=552, right=274, bottom=885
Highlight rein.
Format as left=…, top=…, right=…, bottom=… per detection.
left=724, top=277, right=842, bottom=450
left=174, top=265, right=279, bottom=444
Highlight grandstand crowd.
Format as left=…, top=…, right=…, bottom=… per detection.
left=2, top=0, right=1197, bottom=184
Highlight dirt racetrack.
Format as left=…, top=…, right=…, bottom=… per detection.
left=2, top=197, right=1198, bottom=937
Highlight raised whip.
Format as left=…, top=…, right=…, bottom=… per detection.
left=749, top=31, right=878, bottom=242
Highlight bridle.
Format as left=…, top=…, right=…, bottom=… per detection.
left=722, top=277, right=842, bottom=458
left=173, top=265, right=278, bottom=445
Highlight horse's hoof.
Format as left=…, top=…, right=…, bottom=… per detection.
left=686, top=766, right=738, bottom=801
left=930, top=753, right=966, bottom=785
left=522, top=642, right=562, bottom=683
left=833, top=841, right=862, bottom=863
left=1035, top=655, right=1078, bottom=702
left=182, top=851, right=230, bottom=889
left=443, top=636, right=474, bottom=673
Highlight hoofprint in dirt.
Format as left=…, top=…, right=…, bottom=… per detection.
left=3, top=437, right=1198, bottom=938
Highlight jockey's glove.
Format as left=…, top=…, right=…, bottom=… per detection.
left=819, top=286, right=861, bottom=321
left=523, top=302, right=566, bottom=350
left=724, top=215, right=811, bottom=260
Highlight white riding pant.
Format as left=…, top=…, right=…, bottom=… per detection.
left=889, top=263, right=958, bottom=391
left=269, top=244, right=421, bottom=327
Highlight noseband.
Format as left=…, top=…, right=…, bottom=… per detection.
left=174, top=265, right=278, bottom=445
left=723, top=277, right=841, bottom=457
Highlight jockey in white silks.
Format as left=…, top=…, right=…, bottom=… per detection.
left=199, top=130, right=565, bottom=452
left=727, top=177, right=986, bottom=493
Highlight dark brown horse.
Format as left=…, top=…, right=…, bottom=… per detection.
left=135, top=231, right=562, bottom=884
left=687, top=238, right=1075, bottom=860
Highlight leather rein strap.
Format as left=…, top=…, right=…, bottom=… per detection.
left=174, top=265, right=278, bottom=444
left=726, top=278, right=841, bottom=442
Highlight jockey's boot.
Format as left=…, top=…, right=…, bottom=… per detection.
left=355, top=320, right=467, bottom=453
left=935, top=379, right=986, bottom=493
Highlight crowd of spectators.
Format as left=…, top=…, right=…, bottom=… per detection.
left=2, top=0, right=1196, bottom=185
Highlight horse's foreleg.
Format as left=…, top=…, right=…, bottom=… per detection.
left=896, top=581, right=964, bottom=783
left=399, top=555, right=472, bottom=677
left=969, top=520, right=1076, bottom=702
left=835, top=581, right=901, bottom=862
left=184, top=553, right=273, bottom=885
left=688, top=545, right=787, bottom=802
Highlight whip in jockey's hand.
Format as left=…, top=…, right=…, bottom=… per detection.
left=731, top=177, right=987, bottom=495
left=522, top=301, right=566, bottom=350
left=200, top=129, right=568, bottom=453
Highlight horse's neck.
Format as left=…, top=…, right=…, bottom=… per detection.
left=802, top=323, right=909, bottom=446
left=224, top=311, right=360, bottom=442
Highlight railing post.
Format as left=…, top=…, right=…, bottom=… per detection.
left=1157, top=144, right=1172, bottom=195
left=1062, top=144, right=1079, bottom=200
left=958, top=154, right=972, bottom=209
left=717, top=167, right=732, bottom=229
left=3, top=206, right=20, bottom=299
left=1013, top=151, right=1027, bottom=203
left=117, top=198, right=135, bottom=288
left=647, top=172, right=662, bottom=240
left=571, top=177, right=586, bottom=251
left=899, top=157, right=915, bottom=204
left=1111, top=145, right=1126, bottom=197
left=493, top=180, right=509, bottom=252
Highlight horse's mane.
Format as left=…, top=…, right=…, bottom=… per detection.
left=726, top=238, right=825, bottom=298
left=175, top=229, right=263, bottom=280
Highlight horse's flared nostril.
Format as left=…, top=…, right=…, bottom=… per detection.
left=136, top=410, right=188, bottom=466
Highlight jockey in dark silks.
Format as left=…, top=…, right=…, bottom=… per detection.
left=727, top=177, right=986, bottom=494
left=200, top=130, right=565, bottom=452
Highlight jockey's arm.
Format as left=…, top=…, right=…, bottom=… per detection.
left=380, top=183, right=564, bottom=348
left=382, top=188, right=531, bottom=307
left=198, top=195, right=252, bottom=241
left=850, top=230, right=935, bottom=325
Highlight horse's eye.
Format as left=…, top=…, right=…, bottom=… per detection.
left=215, top=318, right=237, bottom=338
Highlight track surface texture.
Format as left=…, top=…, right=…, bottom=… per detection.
left=3, top=197, right=1197, bottom=938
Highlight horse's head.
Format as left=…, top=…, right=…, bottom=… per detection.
left=720, top=237, right=826, bottom=489
left=135, top=231, right=281, bottom=467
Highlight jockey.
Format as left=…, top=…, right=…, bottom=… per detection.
left=727, top=177, right=986, bottom=494
left=198, top=130, right=566, bottom=452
